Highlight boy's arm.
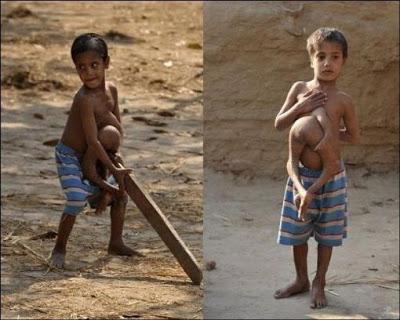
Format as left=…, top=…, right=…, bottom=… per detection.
left=109, top=83, right=123, bottom=137
left=275, top=82, right=327, bottom=131
left=289, top=152, right=339, bottom=221
left=307, top=161, right=339, bottom=195
left=286, top=131, right=310, bottom=221
left=339, top=94, right=360, bottom=144
left=287, top=159, right=307, bottom=200
left=79, top=96, right=131, bottom=179
left=312, top=107, right=333, bottom=151
left=81, top=152, right=120, bottom=194
left=297, top=162, right=339, bottom=221
left=89, top=172, right=120, bottom=194
left=287, top=158, right=313, bottom=222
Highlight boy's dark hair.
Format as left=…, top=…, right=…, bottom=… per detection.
left=306, top=27, right=348, bottom=59
left=71, top=33, right=108, bottom=62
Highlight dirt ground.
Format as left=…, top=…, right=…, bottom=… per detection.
left=203, top=168, right=399, bottom=319
left=1, top=2, right=203, bottom=319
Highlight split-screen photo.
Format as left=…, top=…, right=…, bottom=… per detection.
left=1, top=1, right=399, bottom=319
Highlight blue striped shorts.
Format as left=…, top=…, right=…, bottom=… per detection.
left=277, top=163, right=348, bottom=247
left=55, top=142, right=101, bottom=215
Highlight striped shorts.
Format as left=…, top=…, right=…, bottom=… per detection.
left=277, top=163, right=348, bottom=247
left=55, top=142, right=100, bottom=215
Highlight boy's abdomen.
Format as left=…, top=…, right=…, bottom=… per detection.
left=300, top=146, right=323, bottom=170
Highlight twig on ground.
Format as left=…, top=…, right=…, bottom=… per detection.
left=17, top=241, right=49, bottom=264
left=2, top=221, right=24, bottom=242
left=16, top=240, right=63, bottom=274
left=326, top=288, right=340, bottom=296
left=330, top=278, right=398, bottom=286
left=376, top=284, right=399, bottom=291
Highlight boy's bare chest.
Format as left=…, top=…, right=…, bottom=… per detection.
left=297, top=91, right=342, bottom=122
left=323, top=97, right=343, bottom=123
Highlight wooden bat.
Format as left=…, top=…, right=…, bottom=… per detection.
left=119, top=165, right=202, bottom=285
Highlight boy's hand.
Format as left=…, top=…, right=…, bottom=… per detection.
left=113, top=165, right=130, bottom=196
left=297, top=89, right=327, bottom=115
left=295, top=189, right=314, bottom=221
left=101, top=182, right=122, bottom=196
left=113, top=153, right=124, bottom=166
left=113, top=167, right=132, bottom=180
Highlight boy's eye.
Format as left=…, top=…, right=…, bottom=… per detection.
left=91, top=62, right=98, bottom=68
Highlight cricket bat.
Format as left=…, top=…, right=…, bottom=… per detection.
left=122, top=169, right=203, bottom=285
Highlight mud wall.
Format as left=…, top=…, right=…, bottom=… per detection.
left=204, top=1, right=399, bottom=177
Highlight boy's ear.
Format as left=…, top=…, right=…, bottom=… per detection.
left=104, top=56, right=110, bottom=69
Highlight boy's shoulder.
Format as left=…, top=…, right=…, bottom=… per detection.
left=106, top=81, right=118, bottom=92
left=106, top=81, right=118, bottom=100
left=72, top=87, right=103, bottom=112
left=286, top=81, right=308, bottom=97
left=291, top=80, right=308, bottom=91
left=73, top=86, right=95, bottom=105
left=335, top=90, right=354, bottom=108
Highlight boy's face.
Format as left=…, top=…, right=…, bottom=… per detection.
left=310, top=41, right=345, bottom=82
left=74, top=50, right=109, bottom=89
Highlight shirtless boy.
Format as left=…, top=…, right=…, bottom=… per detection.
left=273, top=28, right=360, bottom=308
left=50, top=33, right=136, bottom=268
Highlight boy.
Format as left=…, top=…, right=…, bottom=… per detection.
left=50, top=33, right=136, bottom=269
left=273, top=28, right=360, bottom=308
left=82, top=125, right=123, bottom=215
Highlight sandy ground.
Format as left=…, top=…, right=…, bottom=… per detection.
left=203, top=168, right=399, bottom=319
left=1, top=2, right=203, bottom=319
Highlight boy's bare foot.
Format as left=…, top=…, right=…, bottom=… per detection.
left=310, top=278, right=327, bottom=309
left=274, top=279, right=310, bottom=299
left=108, top=242, right=144, bottom=257
left=48, top=249, right=66, bottom=269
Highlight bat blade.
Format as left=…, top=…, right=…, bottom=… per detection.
left=124, top=173, right=202, bottom=285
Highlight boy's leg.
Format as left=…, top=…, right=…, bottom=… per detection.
left=311, top=244, right=332, bottom=308
left=274, top=243, right=310, bottom=298
left=286, top=120, right=307, bottom=211
left=50, top=213, right=76, bottom=268
left=95, top=190, right=112, bottom=215
left=275, top=119, right=310, bottom=299
left=108, top=192, right=141, bottom=256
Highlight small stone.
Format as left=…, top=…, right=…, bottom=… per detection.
left=33, top=113, right=44, bottom=119
left=206, top=260, right=216, bottom=271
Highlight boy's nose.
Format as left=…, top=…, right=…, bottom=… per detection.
left=85, top=69, right=95, bottom=78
